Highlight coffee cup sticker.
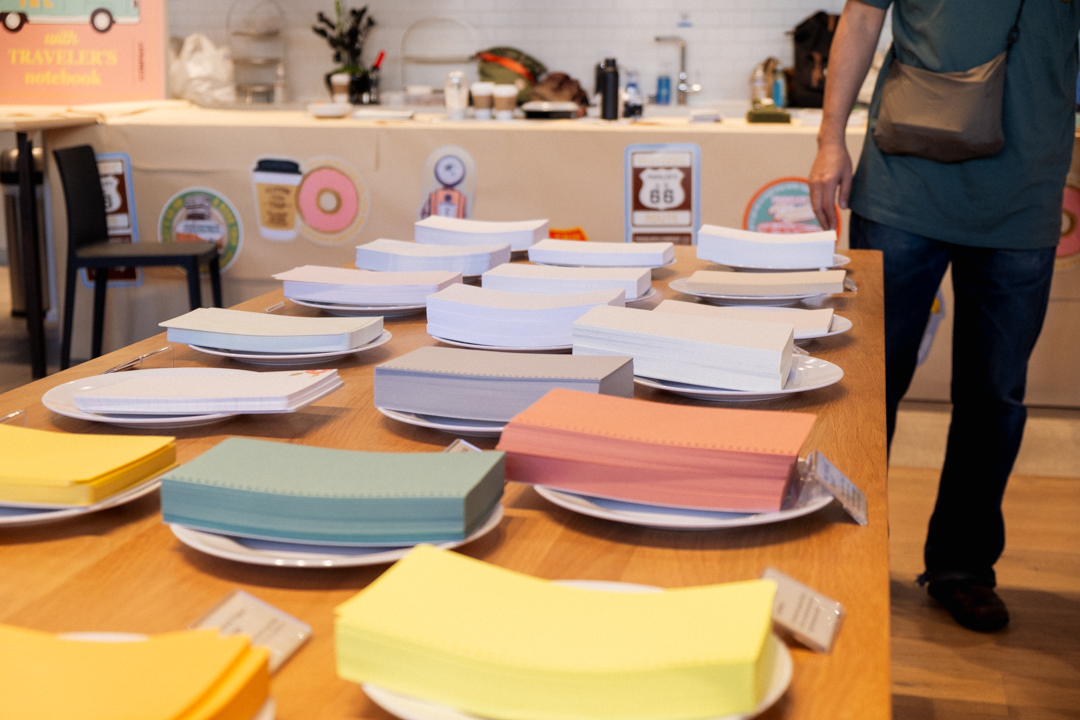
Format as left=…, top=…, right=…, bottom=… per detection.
left=252, top=158, right=303, bottom=242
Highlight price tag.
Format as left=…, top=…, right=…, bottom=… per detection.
left=191, top=590, right=312, bottom=673
left=805, top=451, right=867, bottom=526
left=624, top=143, right=700, bottom=245
left=762, top=567, right=845, bottom=653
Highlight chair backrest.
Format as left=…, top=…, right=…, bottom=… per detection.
left=53, top=145, right=110, bottom=254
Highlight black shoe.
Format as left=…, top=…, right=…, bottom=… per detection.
left=927, top=580, right=1010, bottom=632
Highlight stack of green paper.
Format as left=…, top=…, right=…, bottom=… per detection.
left=336, top=545, right=778, bottom=720
left=161, top=438, right=504, bottom=544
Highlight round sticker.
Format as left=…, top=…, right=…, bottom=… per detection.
left=158, top=188, right=242, bottom=272
left=744, top=177, right=839, bottom=235
left=1057, top=176, right=1080, bottom=271
left=296, top=157, right=367, bottom=245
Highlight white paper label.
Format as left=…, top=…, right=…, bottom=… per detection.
left=806, top=451, right=867, bottom=526
left=762, top=567, right=845, bottom=653
left=191, top=590, right=312, bottom=673
left=444, top=438, right=483, bottom=453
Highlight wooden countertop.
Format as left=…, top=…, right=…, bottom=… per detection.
left=0, top=247, right=890, bottom=720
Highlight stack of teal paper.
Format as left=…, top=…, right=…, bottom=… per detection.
left=161, top=438, right=504, bottom=545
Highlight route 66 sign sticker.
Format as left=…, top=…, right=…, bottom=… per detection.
left=624, top=143, right=700, bottom=245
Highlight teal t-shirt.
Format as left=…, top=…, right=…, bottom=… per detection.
left=850, top=0, right=1080, bottom=249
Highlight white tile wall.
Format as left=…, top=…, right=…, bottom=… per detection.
left=168, top=0, right=888, bottom=105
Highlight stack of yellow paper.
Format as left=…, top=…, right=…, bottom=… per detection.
left=0, top=425, right=175, bottom=506
left=0, top=625, right=270, bottom=720
left=336, top=546, right=777, bottom=720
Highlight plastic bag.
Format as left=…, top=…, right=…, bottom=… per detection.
left=170, top=34, right=236, bottom=106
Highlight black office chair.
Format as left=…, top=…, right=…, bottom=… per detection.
left=53, top=145, right=223, bottom=369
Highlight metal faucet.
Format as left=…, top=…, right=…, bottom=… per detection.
left=655, top=35, right=701, bottom=105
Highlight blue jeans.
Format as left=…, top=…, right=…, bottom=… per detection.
left=849, top=213, right=1056, bottom=586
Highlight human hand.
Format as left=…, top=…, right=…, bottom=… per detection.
left=809, top=140, right=852, bottom=232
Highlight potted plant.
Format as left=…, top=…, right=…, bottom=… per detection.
left=313, top=2, right=375, bottom=103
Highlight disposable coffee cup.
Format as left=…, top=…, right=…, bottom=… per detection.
left=471, top=82, right=494, bottom=120
left=493, top=84, right=517, bottom=121
left=330, top=73, right=351, bottom=104
left=252, top=158, right=302, bottom=241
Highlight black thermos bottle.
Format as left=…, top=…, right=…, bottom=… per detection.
left=600, top=58, right=619, bottom=121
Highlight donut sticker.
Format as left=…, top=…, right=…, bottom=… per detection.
left=1057, top=175, right=1080, bottom=271
left=295, top=157, right=367, bottom=245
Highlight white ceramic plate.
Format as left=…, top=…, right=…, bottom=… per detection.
left=289, top=297, right=427, bottom=318
left=624, top=286, right=658, bottom=307
left=42, top=368, right=242, bottom=429
left=533, top=479, right=834, bottom=530
left=669, top=278, right=829, bottom=307
left=376, top=407, right=506, bottom=438
left=0, top=478, right=161, bottom=528
left=714, top=253, right=851, bottom=272
left=634, top=356, right=843, bottom=402
left=796, top=314, right=852, bottom=344
left=169, top=504, right=504, bottom=568
left=532, top=257, right=677, bottom=271
left=429, top=334, right=572, bottom=353
left=362, top=580, right=792, bottom=720
left=187, top=330, right=392, bottom=366
left=309, top=102, right=351, bottom=118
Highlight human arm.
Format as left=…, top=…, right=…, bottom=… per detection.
left=808, top=0, right=888, bottom=231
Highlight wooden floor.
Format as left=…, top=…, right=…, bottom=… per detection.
left=888, top=466, right=1080, bottom=719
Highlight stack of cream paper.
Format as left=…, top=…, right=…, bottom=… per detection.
left=274, top=266, right=460, bottom=306
left=415, top=216, right=548, bottom=252
left=427, top=284, right=624, bottom=348
left=698, top=224, right=836, bottom=268
left=337, top=546, right=778, bottom=720
left=573, top=305, right=794, bottom=391
left=481, top=264, right=652, bottom=301
left=529, top=239, right=674, bottom=268
left=654, top=299, right=834, bottom=340
left=683, top=269, right=846, bottom=297
left=72, top=368, right=343, bottom=415
left=160, top=308, right=383, bottom=353
left=356, top=239, right=510, bottom=276
left=161, top=438, right=505, bottom=544
left=374, top=347, right=634, bottom=422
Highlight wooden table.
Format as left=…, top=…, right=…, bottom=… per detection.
left=0, top=247, right=890, bottom=720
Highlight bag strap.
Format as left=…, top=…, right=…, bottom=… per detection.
left=1006, top=0, right=1027, bottom=55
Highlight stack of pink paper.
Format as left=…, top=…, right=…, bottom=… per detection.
left=496, top=389, right=815, bottom=512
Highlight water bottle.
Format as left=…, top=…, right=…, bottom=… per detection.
left=656, top=75, right=671, bottom=105
left=601, top=58, right=620, bottom=120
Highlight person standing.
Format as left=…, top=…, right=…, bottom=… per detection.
left=809, top=0, right=1080, bottom=631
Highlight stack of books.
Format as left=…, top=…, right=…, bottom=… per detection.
left=415, top=216, right=549, bottom=252
left=336, top=545, right=778, bottom=720
left=653, top=299, right=835, bottom=340
left=573, top=305, right=794, bottom=391
left=72, top=368, right=343, bottom=415
left=497, top=389, right=816, bottom=512
left=0, top=624, right=270, bottom=720
left=682, top=269, right=846, bottom=297
left=0, top=425, right=175, bottom=506
left=274, top=266, right=460, bottom=306
left=698, top=224, right=836, bottom=268
left=160, top=308, right=383, bottom=353
left=161, top=438, right=505, bottom=544
left=481, top=264, right=652, bottom=301
left=374, top=347, right=634, bottom=422
left=427, top=284, right=624, bottom=349
left=529, top=239, right=674, bottom=267
left=356, top=239, right=510, bottom=276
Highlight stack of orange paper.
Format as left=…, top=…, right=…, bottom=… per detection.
left=496, top=389, right=815, bottom=512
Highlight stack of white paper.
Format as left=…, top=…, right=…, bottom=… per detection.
left=697, top=225, right=836, bottom=269
left=427, top=284, right=624, bottom=348
left=72, top=368, right=344, bottom=415
left=481, top=264, right=652, bottom=300
left=573, top=305, right=794, bottom=391
left=415, top=216, right=549, bottom=252
left=683, top=269, right=846, bottom=297
left=356, top=239, right=511, bottom=276
left=273, top=266, right=460, bottom=305
left=529, top=239, right=674, bottom=268
left=653, top=300, right=834, bottom=340
left=374, top=347, right=634, bottom=421
left=160, top=308, right=383, bottom=353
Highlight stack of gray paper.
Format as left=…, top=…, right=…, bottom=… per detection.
left=356, top=239, right=511, bottom=276
left=374, top=347, right=634, bottom=422
left=481, top=264, right=652, bottom=301
left=653, top=300, right=834, bottom=340
left=528, top=239, right=674, bottom=267
left=683, top=269, right=846, bottom=296
left=274, top=266, right=460, bottom=305
left=697, top=225, right=836, bottom=268
left=427, top=284, right=624, bottom=348
left=415, top=216, right=548, bottom=252
left=572, top=305, right=795, bottom=391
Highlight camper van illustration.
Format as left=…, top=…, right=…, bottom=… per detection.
left=1, top=0, right=140, bottom=34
